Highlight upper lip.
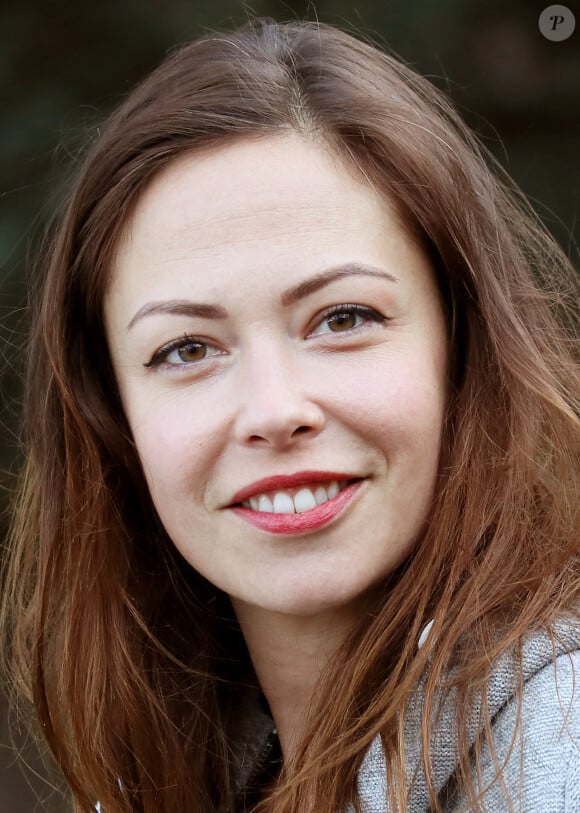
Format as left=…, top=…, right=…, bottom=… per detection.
left=227, top=470, right=362, bottom=506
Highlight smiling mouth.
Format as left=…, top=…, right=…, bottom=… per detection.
left=229, top=478, right=365, bottom=535
left=233, top=478, right=361, bottom=515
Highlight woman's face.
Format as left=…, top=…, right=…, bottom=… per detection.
left=105, top=134, right=449, bottom=623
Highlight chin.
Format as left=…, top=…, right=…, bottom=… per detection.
left=255, top=582, right=374, bottom=620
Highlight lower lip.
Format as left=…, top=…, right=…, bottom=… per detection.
left=229, top=480, right=364, bottom=535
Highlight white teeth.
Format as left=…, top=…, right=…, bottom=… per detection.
left=273, top=492, right=295, bottom=513
left=314, top=486, right=329, bottom=505
left=293, top=488, right=317, bottom=514
left=327, top=481, right=339, bottom=499
left=258, top=495, right=274, bottom=513
left=241, top=480, right=349, bottom=514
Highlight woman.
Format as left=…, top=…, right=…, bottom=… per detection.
left=1, top=17, right=578, bottom=813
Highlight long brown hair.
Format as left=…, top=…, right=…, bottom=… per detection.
left=2, top=17, right=579, bottom=813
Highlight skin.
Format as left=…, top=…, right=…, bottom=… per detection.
left=104, top=133, right=449, bottom=759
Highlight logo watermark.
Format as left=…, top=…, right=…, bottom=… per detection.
left=538, top=5, right=576, bottom=40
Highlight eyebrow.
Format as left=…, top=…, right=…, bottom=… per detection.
left=281, top=263, right=399, bottom=306
left=126, top=263, right=399, bottom=331
left=127, top=301, right=225, bottom=331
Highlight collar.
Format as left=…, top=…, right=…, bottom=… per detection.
left=232, top=616, right=580, bottom=809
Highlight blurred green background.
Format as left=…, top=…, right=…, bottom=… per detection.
left=1, top=0, right=578, bottom=809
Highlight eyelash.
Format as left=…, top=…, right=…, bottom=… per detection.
left=317, top=303, right=387, bottom=333
left=143, top=304, right=388, bottom=370
left=143, top=335, right=215, bottom=369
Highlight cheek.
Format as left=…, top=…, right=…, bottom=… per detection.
left=124, top=390, right=221, bottom=497
left=332, top=350, right=447, bottom=451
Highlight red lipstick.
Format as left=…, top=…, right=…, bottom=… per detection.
left=228, top=470, right=359, bottom=505
left=229, top=479, right=364, bottom=535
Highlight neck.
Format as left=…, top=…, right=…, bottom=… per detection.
left=231, top=601, right=365, bottom=760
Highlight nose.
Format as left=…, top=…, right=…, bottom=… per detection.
left=233, top=343, right=325, bottom=450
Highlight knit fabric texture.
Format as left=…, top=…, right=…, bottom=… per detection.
left=354, top=620, right=580, bottom=812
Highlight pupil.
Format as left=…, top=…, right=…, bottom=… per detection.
left=178, top=343, right=204, bottom=361
left=330, top=312, right=355, bottom=331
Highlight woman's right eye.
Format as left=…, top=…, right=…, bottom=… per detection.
left=144, top=337, right=222, bottom=369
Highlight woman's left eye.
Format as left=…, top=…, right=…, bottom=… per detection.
left=310, top=304, right=387, bottom=336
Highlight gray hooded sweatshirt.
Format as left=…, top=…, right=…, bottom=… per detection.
left=235, top=619, right=580, bottom=812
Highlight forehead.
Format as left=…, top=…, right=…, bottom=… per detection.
left=110, top=134, right=411, bottom=274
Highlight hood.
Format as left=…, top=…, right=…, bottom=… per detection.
left=233, top=615, right=580, bottom=811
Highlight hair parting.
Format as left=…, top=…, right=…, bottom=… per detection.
left=1, top=17, right=578, bottom=813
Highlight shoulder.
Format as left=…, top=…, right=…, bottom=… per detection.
left=462, top=649, right=580, bottom=812
left=517, top=647, right=580, bottom=738
left=355, top=625, right=580, bottom=813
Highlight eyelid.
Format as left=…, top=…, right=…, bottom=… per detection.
left=144, top=334, right=220, bottom=369
left=308, top=303, right=388, bottom=335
